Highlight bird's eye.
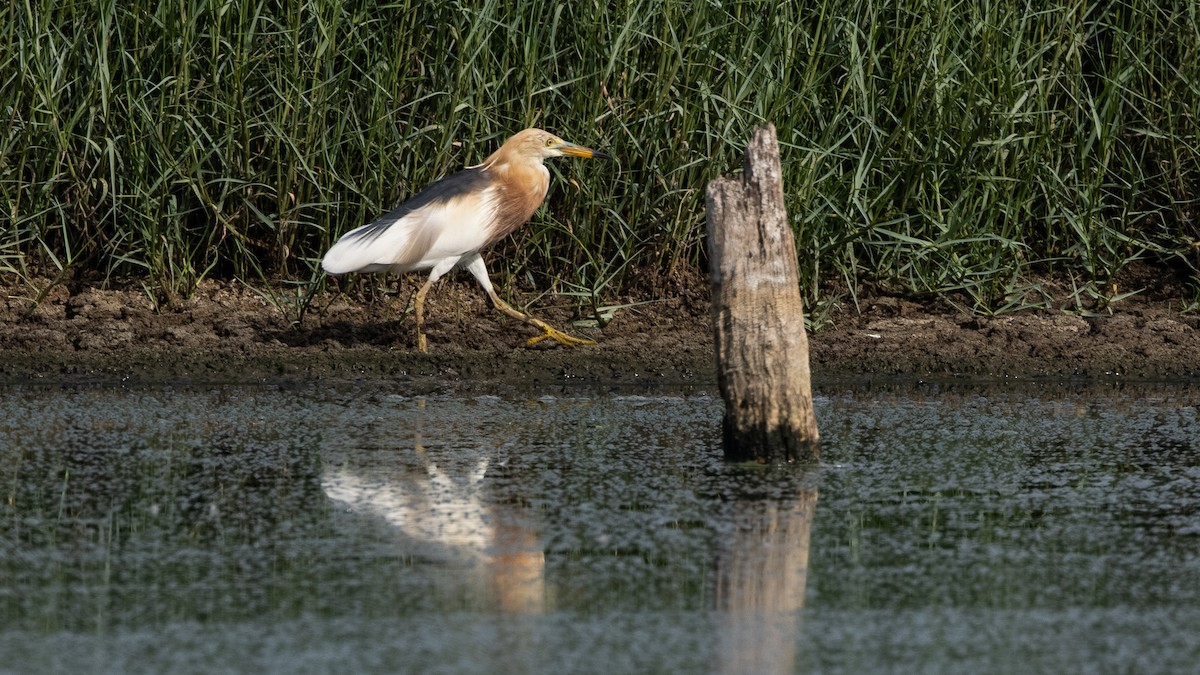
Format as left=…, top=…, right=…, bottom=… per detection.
left=545, top=138, right=554, bottom=147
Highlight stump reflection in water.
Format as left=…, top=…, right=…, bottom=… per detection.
left=714, top=486, right=818, bottom=674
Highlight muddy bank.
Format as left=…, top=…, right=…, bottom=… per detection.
left=2, top=272, right=1199, bottom=386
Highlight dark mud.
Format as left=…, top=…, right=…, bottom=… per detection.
left=2, top=267, right=1199, bottom=386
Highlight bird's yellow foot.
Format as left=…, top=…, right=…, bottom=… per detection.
left=417, top=332, right=429, bottom=353
left=525, top=321, right=596, bottom=348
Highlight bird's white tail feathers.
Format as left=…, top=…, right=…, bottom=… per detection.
left=322, top=188, right=499, bottom=275
left=321, top=229, right=378, bottom=275
left=321, top=214, right=419, bottom=275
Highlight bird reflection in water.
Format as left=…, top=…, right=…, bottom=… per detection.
left=323, top=450, right=544, bottom=615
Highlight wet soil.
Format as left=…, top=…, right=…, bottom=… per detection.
left=2, top=266, right=1199, bottom=386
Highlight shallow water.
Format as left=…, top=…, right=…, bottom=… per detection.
left=1, top=380, right=1198, bottom=674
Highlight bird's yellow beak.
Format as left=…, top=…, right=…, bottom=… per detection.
left=559, top=141, right=611, bottom=160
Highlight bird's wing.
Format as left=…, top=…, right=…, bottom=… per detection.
left=322, top=168, right=498, bottom=275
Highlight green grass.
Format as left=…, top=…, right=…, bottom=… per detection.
left=2, top=0, right=1198, bottom=316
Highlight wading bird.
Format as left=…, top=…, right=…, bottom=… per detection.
left=322, top=128, right=609, bottom=353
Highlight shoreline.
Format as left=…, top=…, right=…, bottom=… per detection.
left=3, top=277, right=1199, bottom=386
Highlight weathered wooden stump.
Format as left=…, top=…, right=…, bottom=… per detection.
left=705, top=124, right=819, bottom=463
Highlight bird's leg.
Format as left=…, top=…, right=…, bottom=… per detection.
left=413, top=276, right=435, bottom=353
left=487, top=291, right=597, bottom=348
left=462, top=253, right=595, bottom=348
left=410, top=261, right=457, bottom=353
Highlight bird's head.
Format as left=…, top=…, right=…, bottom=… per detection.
left=506, top=128, right=611, bottom=162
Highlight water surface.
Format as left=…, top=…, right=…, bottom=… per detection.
left=1, top=381, right=1198, bottom=673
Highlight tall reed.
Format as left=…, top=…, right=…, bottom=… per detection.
left=2, top=0, right=1197, bottom=311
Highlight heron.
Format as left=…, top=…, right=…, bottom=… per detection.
left=322, top=128, right=610, bottom=353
